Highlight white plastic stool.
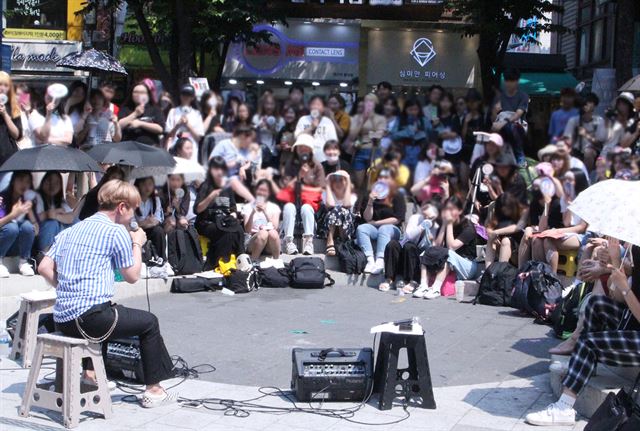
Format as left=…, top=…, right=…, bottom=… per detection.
left=9, top=290, right=56, bottom=368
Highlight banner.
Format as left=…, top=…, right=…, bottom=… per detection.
left=4, top=40, right=82, bottom=72
left=189, top=78, right=210, bottom=98
left=223, top=20, right=359, bottom=81
left=367, top=29, right=479, bottom=88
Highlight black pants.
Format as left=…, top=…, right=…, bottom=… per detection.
left=144, top=225, right=167, bottom=261
left=384, top=240, right=421, bottom=283
left=56, top=302, right=174, bottom=386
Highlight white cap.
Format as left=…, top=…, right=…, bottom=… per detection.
left=292, top=134, right=315, bottom=150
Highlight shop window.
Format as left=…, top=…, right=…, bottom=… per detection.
left=5, top=0, right=68, bottom=31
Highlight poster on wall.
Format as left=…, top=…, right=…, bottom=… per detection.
left=223, top=20, right=360, bottom=81
left=3, top=0, right=69, bottom=40
left=367, top=29, right=478, bottom=88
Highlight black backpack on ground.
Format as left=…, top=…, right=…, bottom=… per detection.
left=551, top=282, right=593, bottom=339
left=473, top=262, right=519, bottom=306
left=259, top=265, right=292, bottom=288
left=170, top=277, right=224, bottom=293
left=336, top=240, right=367, bottom=275
left=289, top=257, right=335, bottom=289
left=226, top=268, right=261, bottom=293
left=167, top=227, right=204, bottom=275
left=510, top=261, right=563, bottom=323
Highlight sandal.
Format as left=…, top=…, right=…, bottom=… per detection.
left=326, top=245, right=336, bottom=256
left=378, top=281, right=392, bottom=292
left=402, top=281, right=418, bottom=294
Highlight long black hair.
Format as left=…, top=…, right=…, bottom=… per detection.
left=133, top=177, right=158, bottom=217
left=398, top=98, right=425, bottom=128
left=38, top=171, right=64, bottom=212
left=66, top=81, right=88, bottom=116
left=3, top=171, right=32, bottom=210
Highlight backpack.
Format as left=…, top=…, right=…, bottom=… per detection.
left=336, top=240, right=367, bottom=275
left=551, top=282, right=593, bottom=339
left=226, top=268, right=260, bottom=294
left=167, top=228, right=203, bottom=275
left=510, top=261, right=563, bottom=323
left=289, top=257, right=335, bottom=289
left=473, top=262, right=519, bottom=306
left=259, top=265, right=291, bottom=288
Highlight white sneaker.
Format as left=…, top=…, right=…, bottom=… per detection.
left=141, top=390, right=178, bottom=409
left=413, top=284, right=430, bottom=298
left=302, top=236, right=314, bottom=256
left=424, top=288, right=441, bottom=300
left=0, top=264, right=9, bottom=278
left=364, top=258, right=376, bottom=274
left=371, top=258, right=385, bottom=275
left=19, top=263, right=34, bottom=277
left=165, top=263, right=175, bottom=277
left=525, top=402, right=576, bottom=426
left=284, top=237, right=298, bottom=255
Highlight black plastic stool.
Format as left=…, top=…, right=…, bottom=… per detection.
left=373, top=331, right=436, bottom=411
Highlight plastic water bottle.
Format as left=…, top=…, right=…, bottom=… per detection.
left=0, top=322, right=10, bottom=357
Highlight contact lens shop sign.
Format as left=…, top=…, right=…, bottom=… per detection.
left=367, top=30, right=479, bottom=88
left=223, top=20, right=359, bottom=81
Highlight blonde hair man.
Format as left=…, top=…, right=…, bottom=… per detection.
left=38, top=179, right=177, bottom=408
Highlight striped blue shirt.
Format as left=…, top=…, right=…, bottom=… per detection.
left=47, top=212, right=134, bottom=323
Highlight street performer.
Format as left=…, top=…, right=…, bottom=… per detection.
left=38, top=179, right=176, bottom=408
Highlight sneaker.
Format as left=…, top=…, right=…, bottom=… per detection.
left=364, top=258, right=376, bottom=274
left=413, top=284, right=430, bottom=298
left=302, top=236, right=314, bottom=256
left=371, top=258, right=385, bottom=275
left=165, top=263, right=175, bottom=277
left=140, top=390, right=178, bottom=409
left=19, top=263, right=34, bottom=277
left=0, top=264, right=9, bottom=278
left=525, top=402, right=576, bottom=426
left=284, top=237, right=298, bottom=255
left=424, top=289, right=441, bottom=300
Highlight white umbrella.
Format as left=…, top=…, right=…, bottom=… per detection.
left=130, top=157, right=206, bottom=185
left=568, top=179, right=640, bottom=246
left=619, top=75, right=640, bottom=92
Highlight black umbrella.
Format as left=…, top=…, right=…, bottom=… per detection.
left=56, top=48, right=128, bottom=75
left=0, top=145, right=102, bottom=173
left=87, top=141, right=176, bottom=168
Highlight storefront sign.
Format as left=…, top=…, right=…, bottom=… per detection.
left=3, top=28, right=67, bottom=41
left=367, top=30, right=478, bottom=87
left=4, top=0, right=68, bottom=41
left=223, top=20, right=359, bottom=81
left=5, top=40, right=83, bottom=72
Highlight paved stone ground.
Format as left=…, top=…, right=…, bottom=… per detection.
left=0, top=283, right=589, bottom=430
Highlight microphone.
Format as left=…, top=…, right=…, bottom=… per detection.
left=130, top=220, right=139, bottom=232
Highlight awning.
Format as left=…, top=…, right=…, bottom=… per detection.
left=512, top=72, right=579, bottom=96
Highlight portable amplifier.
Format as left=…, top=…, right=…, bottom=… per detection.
left=291, top=347, right=374, bottom=402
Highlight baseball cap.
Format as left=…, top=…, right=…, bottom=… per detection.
left=180, top=84, right=196, bottom=96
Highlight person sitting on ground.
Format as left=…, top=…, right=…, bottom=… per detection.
left=369, top=149, right=411, bottom=190
left=517, top=176, right=564, bottom=268
left=164, top=84, right=204, bottom=163
left=484, top=191, right=529, bottom=268
left=348, top=94, right=386, bottom=190
left=391, top=98, right=433, bottom=172
left=484, top=151, right=527, bottom=204
left=280, top=134, right=326, bottom=256
left=525, top=244, right=640, bottom=427
left=134, top=177, right=166, bottom=263
left=414, top=196, right=477, bottom=299
left=78, top=166, right=126, bottom=221
left=242, top=179, right=281, bottom=260
left=210, top=125, right=257, bottom=203
left=413, top=142, right=439, bottom=186
left=38, top=179, right=176, bottom=409
left=563, top=92, right=606, bottom=171
left=294, top=95, right=338, bottom=163
left=0, top=171, right=37, bottom=277
left=194, top=156, right=245, bottom=269
left=35, top=171, right=76, bottom=253
left=161, top=174, right=192, bottom=234
left=276, top=106, right=299, bottom=173
left=357, top=171, right=406, bottom=275
left=326, top=93, right=350, bottom=141
left=118, top=82, right=165, bottom=148
left=321, top=140, right=352, bottom=177
left=324, top=170, right=356, bottom=256
left=379, top=203, right=439, bottom=293
left=411, top=160, right=453, bottom=204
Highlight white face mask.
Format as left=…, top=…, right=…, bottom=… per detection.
left=325, top=155, right=339, bottom=165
